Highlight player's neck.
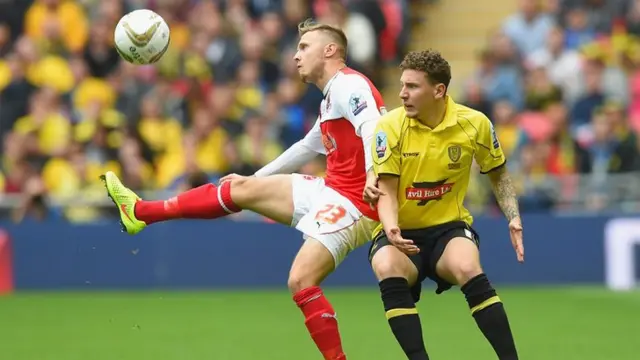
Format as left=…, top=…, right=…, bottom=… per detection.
left=316, top=61, right=347, bottom=92
left=418, top=100, right=447, bottom=129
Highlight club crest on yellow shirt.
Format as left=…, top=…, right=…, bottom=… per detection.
left=448, top=145, right=461, bottom=169
left=447, top=145, right=462, bottom=170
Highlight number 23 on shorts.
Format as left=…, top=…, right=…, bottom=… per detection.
left=315, top=204, right=347, bottom=224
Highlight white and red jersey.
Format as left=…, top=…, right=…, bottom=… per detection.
left=254, top=67, right=385, bottom=220
left=315, top=68, right=385, bottom=219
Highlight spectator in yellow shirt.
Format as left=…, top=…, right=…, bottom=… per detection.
left=236, top=60, right=264, bottom=111
left=13, top=87, right=71, bottom=157
left=208, top=82, right=246, bottom=136
left=492, top=100, right=524, bottom=158
left=155, top=107, right=234, bottom=188
left=24, top=0, right=88, bottom=54
left=193, top=112, right=232, bottom=174
left=41, top=142, right=111, bottom=222
left=236, top=112, right=283, bottom=174
left=137, top=94, right=183, bottom=158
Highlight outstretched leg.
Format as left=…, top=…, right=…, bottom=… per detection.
left=101, top=172, right=295, bottom=234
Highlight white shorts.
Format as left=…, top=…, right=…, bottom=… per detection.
left=290, top=173, right=379, bottom=267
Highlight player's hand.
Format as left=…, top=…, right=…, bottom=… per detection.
left=508, top=216, right=524, bottom=263
left=219, top=173, right=246, bottom=184
left=387, top=227, right=419, bottom=256
left=363, top=176, right=385, bottom=207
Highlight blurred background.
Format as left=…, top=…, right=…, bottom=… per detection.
left=1, top=0, right=640, bottom=359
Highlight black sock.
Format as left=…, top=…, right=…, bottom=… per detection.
left=461, top=273, right=518, bottom=360
left=379, top=277, right=430, bottom=360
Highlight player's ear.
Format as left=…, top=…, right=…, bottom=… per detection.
left=325, top=43, right=337, bottom=58
left=434, top=83, right=446, bottom=99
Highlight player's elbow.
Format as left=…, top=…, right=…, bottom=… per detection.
left=486, top=164, right=508, bottom=184
left=378, top=175, right=399, bottom=197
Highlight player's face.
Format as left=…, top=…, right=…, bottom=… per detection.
left=399, top=69, right=446, bottom=118
left=294, top=31, right=327, bottom=83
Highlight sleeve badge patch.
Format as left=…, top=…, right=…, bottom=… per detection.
left=349, top=93, right=368, bottom=116
left=375, top=131, right=387, bottom=158
left=490, top=121, right=500, bottom=149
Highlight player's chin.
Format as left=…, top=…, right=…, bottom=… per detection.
left=404, top=106, right=418, bottom=117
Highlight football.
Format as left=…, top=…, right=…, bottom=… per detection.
left=114, top=9, right=170, bottom=65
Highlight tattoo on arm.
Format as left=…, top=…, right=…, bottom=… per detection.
left=488, top=166, right=520, bottom=222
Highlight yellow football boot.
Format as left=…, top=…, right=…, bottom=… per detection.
left=100, top=171, right=147, bottom=235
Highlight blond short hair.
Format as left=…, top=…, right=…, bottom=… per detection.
left=297, top=18, right=347, bottom=59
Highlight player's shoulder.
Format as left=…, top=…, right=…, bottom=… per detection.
left=377, top=107, right=406, bottom=136
left=338, top=68, right=373, bottom=87
left=332, top=68, right=379, bottom=99
left=379, top=106, right=406, bottom=125
left=453, top=101, right=491, bottom=128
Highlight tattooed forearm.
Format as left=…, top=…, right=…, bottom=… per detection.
left=487, top=166, right=520, bottom=221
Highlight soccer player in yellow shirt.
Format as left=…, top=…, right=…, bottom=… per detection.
left=366, top=50, right=523, bottom=360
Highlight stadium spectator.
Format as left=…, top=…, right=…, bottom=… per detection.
left=24, top=0, right=89, bottom=55
left=503, top=0, right=554, bottom=57
left=570, top=59, right=606, bottom=128
left=526, top=26, right=583, bottom=106
left=472, top=49, right=524, bottom=110
left=563, top=6, right=596, bottom=50
left=626, top=0, right=640, bottom=37
left=5, top=0, right=640, bottom=218
left=492, top=100, right=524, bottom=159
left=513, top=142, right=556, bottom=212
left=523, top=67, right=563, bottom=111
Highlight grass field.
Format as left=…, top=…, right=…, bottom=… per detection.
left=1, top=287, right=638, bottom=359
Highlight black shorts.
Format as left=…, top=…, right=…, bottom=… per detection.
left=368, top=221, right=479, bottom=303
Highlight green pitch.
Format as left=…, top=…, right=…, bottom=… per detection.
left=1, top=287, right=638, bottom=359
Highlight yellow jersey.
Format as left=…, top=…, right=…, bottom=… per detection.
left=372, top=96, right=506, bottom=230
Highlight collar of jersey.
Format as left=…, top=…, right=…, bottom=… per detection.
left=323, top=68, right=344, bottom=97
left=408, top=96, right=458, bottom=132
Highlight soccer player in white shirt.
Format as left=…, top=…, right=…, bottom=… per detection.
left=101, top=19, right=385, bottom=360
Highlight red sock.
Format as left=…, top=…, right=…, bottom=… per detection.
left=294, top=286, right=347, bottom=360
left=134, top=182, right=241, bottom=224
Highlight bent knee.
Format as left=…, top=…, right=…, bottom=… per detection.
left=230, top=177, right=265, bottom=206
left=288, top=239, right=336, bottom=293
left=371, top=246, right=416, bottom=282
left=448, top=261, right=483, bottom=285
left=287, top=272, right=321, bottom=294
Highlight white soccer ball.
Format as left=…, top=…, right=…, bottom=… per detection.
left=114, top=9, right=171, bottom=65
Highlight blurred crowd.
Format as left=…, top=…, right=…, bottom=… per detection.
left=4, top=0, right=640, bottom=223
left=462, top=0, right=640, bottom=214
left=0, top=0, right=411, bottom=222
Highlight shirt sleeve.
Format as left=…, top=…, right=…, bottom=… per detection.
left=339, top=85, right=383, bottom=172
left=372, top=117, right=401, bottom=177
left=474, top=114, right=506, bottom=174
left=299, top=117, right=326, bottom=154
left=254, top=118, right=324, bottom=177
